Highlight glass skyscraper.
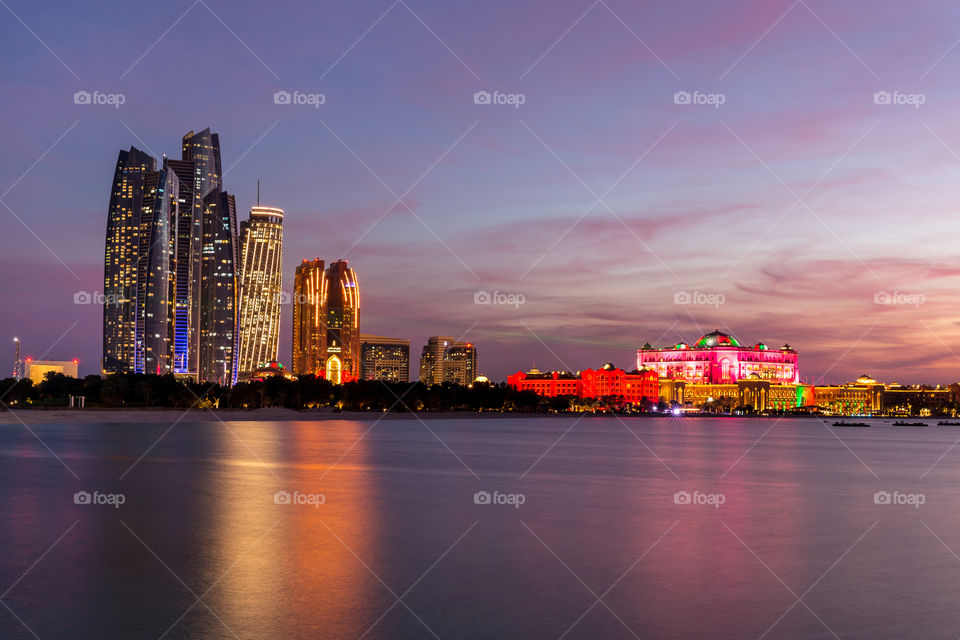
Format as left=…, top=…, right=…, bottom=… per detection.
left=103, top=128, right=240, bottom=384
left=236, top=206, right=284, bottom=377
left=102, top=148, right=179, bottom=375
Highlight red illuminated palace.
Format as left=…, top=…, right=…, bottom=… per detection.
left=508, top=364, right=659, bottom=403
left=637, top=330, right=798, bottom=384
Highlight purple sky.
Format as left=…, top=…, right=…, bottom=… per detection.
left=3, top=0, right=960, bottom=384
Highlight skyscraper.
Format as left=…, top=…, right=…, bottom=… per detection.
left=176, top=128, right=223, bottom=379
left=135, top=161, right=178, bottom=374
left=325, top=260, right=360, bottom=384
left=360, top=335, right=410, bottom=382
left=103, top=147, right=180, bottom=375
left=418, top=337, right=477, bottom=386
left=236, top=206, right=284, bottom=377
left=199, top=189, right=239, bottom=385
left=443, top=342, right=477, bottom=386
left=418, top=336, right=454, bottom=386
left=292, top=259, right=327, bottom=377
left=103, top=128, right=240, bottom=383
left=164, top=129, right=222, bottom=377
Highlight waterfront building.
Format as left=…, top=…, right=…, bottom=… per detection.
left=419, top=336, right=454, bottom=386
left=418, top=337, right=477, bottom=386
left=199, top=189, right=239, bottom=385
left=506, top=368, right=583, bottom=397
left=443, top=342, right=477, bottom=386
left=292, top=259, right=327, bottom=377
left=236, top=206, right=284, bottom=378
left=638, top=330, right=799, bottom=384
left=172, top=128, right=223, bottom=378
left=324, top=260, right=360, bottom=383
left=360, top=335, right=410, bottom=382
left=508, top=364, right=659, bottom=405
left=102, top=148, right=179, bottom=375
left=25, top=359, right=78, bottom=385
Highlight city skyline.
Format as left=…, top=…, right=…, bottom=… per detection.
left=5, top=1, right=960, bottom=383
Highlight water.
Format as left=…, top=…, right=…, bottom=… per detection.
left=2, top=415, right=960, bottom=639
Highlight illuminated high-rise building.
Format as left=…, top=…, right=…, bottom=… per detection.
left=103, top=147, right=153, bottom=374
left=236, top=206, right=284, bottom=377
left=419, top=336, right=454, bottom=386
left=360, top=335, right=410, bottom=382
left=418, top=337, right=477, bottom=386
left=443, top=342, right=477, bottom=386
left=135, top=161, right=179, bottom=374
left=292, top=259, right=327, bottom=377
left=171, top=128, right=223, bottom=378
left=102, top=148, right=179, bottom=375
left=199, top=189, right=239, bottom=385
left=324, top=260, right=360, bottom=384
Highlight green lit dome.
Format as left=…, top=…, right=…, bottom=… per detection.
left=694, top=330, right=740, bottom=348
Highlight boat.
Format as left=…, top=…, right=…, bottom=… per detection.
left=893, top=421, right=927, bottom=427
left=937, top=421, right=960, bottom=426
left=833, top=421, right=869, bottom=427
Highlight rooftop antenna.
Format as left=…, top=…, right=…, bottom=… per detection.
left=257, top=179, right=260, bottom=206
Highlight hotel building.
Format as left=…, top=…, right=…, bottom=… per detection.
left=199, top=189, right=239, bottom=385
left=419, top=337, right=477, bottom=386
left=325, top=260, right=360, bottom=384
left=236, top=206, right=284, bottom=378
left=508, top=364, right=659, bottom=404
left=360, top=335, right=410, bottom=382
left=292, top=259, right=327, bottom=377
left=638, top=330, right=799, bottom=384
left=102, top=148, right=179, bottom=375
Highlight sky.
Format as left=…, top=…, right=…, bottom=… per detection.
left=2, top=0, right=960, bottom=384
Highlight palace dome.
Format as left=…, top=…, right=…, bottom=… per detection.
left=694, top=330, right=741, bottom=348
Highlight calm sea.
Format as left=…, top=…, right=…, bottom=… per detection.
left=1, top=416, right=959, bottom=639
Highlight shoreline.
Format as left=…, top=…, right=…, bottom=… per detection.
left=0, top=407, right=854, bottom=424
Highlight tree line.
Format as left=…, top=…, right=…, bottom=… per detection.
left=0, top=373, right=589, bottom=412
